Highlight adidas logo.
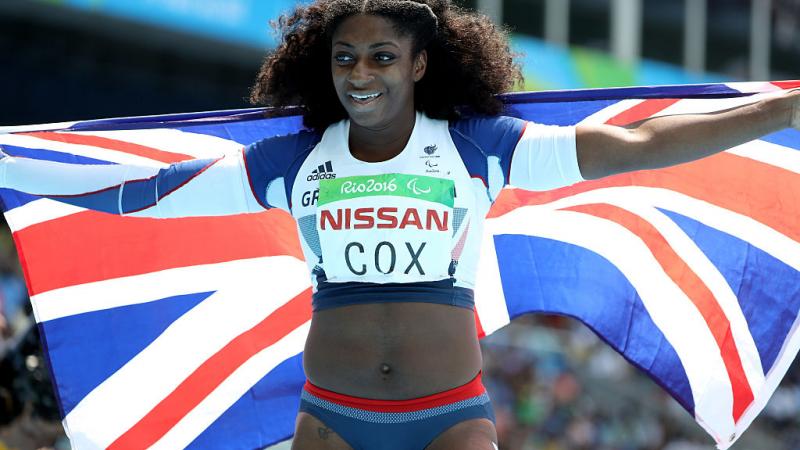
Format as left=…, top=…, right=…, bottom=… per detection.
left=307, top=161, right=336, bottom=181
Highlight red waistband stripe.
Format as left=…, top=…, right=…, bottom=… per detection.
left=303, top=372, right=486, bottom=413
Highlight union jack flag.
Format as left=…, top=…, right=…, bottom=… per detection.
left=0, top=81, right=798, bottom=449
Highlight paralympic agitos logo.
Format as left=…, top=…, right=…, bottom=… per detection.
left=406, top=177, right=431, bottom=195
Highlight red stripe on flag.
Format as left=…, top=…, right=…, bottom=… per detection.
left=604, top=99, right=681, bottom=127
left=20, top=132, right=194, bottom=163
left=108, top=288, right=312, bottom=450
left=488, top=152, right=800, bottom=245
left=565, top=203, right=754, bottom=422
left=15, top=210, right=305, bottom=295
left=771, top=81, right=800, bottom=90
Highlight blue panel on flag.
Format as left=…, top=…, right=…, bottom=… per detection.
left=494, top=234, right=695, bottom=413
left=760, top=129, right=800, bottom=151
left=41, top=291, right=215, bottom=416
left=186, top=352, right=305, bottom=450
left=178, top=115, right=306, bottom=146
left=0, top=147, right=116, bottom=211
left=47, top=186, right=121, bottom=215
left=661, top=209, right=800, bottom=375
left=505, top=83, right=744, bottom=104
left=67, top=109, right=264, bottom=132
left=0, top=189, right=41, bottom=211
left=506, top=100, right=615, bottom=126
left=1, top=145, right=115, bottom=165
left=117, top=158, right=214, bottom=214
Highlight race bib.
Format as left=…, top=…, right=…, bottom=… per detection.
left=317, top=173, right=454, bottom=283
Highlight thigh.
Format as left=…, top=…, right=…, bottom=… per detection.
left=425, top=418, right=498, bottom=450
left=291, top=412, right=353, bottom=450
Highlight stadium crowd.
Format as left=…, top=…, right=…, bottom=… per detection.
left=481, top=314, right=800, bottom=450
left=0, top=222, right=69, bottom=450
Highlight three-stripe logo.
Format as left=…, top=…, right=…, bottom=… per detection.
left=307, top=161, right=336, bottom=181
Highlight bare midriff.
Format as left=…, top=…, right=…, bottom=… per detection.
left=303, top=301, right=483, bottom=400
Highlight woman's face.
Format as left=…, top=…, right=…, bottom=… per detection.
left=331, top=14, right=427, bottom=130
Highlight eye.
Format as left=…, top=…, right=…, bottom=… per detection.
left=334, top=53, right=354, bottom=64
left=375, top=53, right=396, bottom=62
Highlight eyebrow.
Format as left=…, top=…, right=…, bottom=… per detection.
left=333, top=41, right=400, bottom=49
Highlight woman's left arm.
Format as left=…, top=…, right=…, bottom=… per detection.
left=576, top=89, right=800, bottom=180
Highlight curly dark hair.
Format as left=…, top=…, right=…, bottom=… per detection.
left=250, top=0, right=523, bottom=132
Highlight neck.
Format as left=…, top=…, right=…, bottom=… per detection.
left=348, top=108, right=417, bottom=162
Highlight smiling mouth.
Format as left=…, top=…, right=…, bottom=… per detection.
left=348, top=92, right=382, bottom=105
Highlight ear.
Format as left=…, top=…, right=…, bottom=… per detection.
left=413, top=49, right=428, bottom=82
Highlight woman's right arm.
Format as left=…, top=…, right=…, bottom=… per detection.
left=0, top=149, right=269, bottom=218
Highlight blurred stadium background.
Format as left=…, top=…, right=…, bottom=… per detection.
left=1, top=1, right=799, bottom=449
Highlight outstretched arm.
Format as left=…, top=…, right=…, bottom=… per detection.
left=575, top=89, right=800, bottom=180
left=0, top=150, right=269, bottom=218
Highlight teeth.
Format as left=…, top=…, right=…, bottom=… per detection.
left=350, top=93, right=381, bottom=101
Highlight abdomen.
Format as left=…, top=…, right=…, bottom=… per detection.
left=303, top=301, right=483, bottom=399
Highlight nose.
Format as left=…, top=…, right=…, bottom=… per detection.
left=347, top=59, right=374, bottom=88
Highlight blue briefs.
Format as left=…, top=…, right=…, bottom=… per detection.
left=298, top=372, right=495, bottom=449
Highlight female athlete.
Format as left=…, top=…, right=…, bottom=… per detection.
left=0, top=1, right=798, bottom=449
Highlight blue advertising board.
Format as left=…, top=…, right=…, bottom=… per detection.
left=35, top=0, right=307, bottom=48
